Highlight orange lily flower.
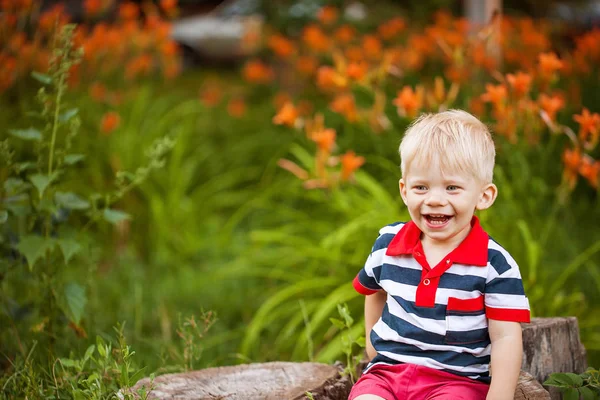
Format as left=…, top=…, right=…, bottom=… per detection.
left=378, top=17, right=406, bottom=41
left=199, top=83, right=222, bottom=107
left=480, top=83, right=507, bottom=108
left=538, top=52, right=563, bottom=79
left=341, top=151, right=365, bottom=180
left=335, top=25, right=356, bottom=43
left=574, top=108, right=600, bottom=149
left=330, top=93, right=358, bottom=122
left=506, top=71, right=532, bottom=98
left=362, top=35, right=382, bottom=60
left=393, top=86, right=424, bottom=118
left=227, top=97, right=246, bottom=118
left=579, top=157, right=600, bottom=188
left=303, top=24, right=330, bottom=53
left=562, top=147, right=582, bottom=189
left=346, top=62, right=368, bottom=81
left=100, top=111, right=120, bottom=135
left=310, top=128, right=336, bottom=153
left=317, top=6, right=338, bottom=25
left=272, top=102, right=299, bottom=128
left=242, top=59, right=273, bottom=84
left=268, top=34, right=296, bottom=59
left=316, top=66, right=347, bottom=90
left=538, top=93, right=564, bottom=122
left=118, top=2, right=139, bottom=20
left=296, top=56, right=318, bottom=76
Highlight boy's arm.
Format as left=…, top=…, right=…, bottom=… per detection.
left=364, top=290, right=387, bottom=360
left=486, top=319, right=523, bottom=400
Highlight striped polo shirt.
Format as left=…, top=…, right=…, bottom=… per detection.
left=352, top=217, right=530, bottom=383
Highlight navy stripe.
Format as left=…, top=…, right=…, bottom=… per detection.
left=371, top=233, right=396, bottom=252
left=446, top=309, right=486, bottom=317
left=372, top=332, right=491, bottom=367
left=358, top=268, right=381, bottom=290
left=485, top=277, right=525, bottom=295
left=380, top=305, right=488, bottom=350
left=445, top=328, right=489, bottom=345
left=380, top=265, right=422, bottom=286
left=439, top=272, right=486, bottom=292
left=390, top=295, right=447, bottom=320
left=488, top=249, right=512, bottom=275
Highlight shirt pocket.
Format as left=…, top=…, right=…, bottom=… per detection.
left=444, top=296, right=489, bottom=345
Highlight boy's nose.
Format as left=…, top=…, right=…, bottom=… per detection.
left=424, top=192, right=447, bottom=206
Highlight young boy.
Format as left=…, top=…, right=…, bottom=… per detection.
left=350, top=110, right=530, bottom=400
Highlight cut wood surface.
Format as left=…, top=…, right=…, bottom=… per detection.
left=515, top=371, right=550, bottom=400
left=131, top=361, right=352, bottom=400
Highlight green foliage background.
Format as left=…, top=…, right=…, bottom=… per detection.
left=1, top=4, right=600, bottom=397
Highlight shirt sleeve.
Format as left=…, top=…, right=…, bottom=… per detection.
left=353, top=228, right=392, bottom=295
left=484, top=245, right=531, bottom=323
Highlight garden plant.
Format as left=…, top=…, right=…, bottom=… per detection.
left=1, top=0, right=600, bottom=398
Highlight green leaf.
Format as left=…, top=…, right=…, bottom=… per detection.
left=97, top=337, right=106, bottom=357
left=355, top=337, right=366, bottom=348
left=564, top=372, right=585, bottom=386
left=83, top=345, right=95, bottom=367
left=59, top=358, right=77, bottom=368
left=103, top=209, right=131, bottom=225
left=31, top=71, right=52, bottom=84
left=0, top=210, right=7, bottom=224
left=15, top=235, right=55, bottom=270
left=4, top=178, right=25, bottom=194
left=62, top=282, right=86, bottom=324
left=64, top=154, right=85, bottom=165
left=15, top=162, right=36, bottom=173
left=329, top=318, right=346, bottom=330
left=9, top=128, right=42, bottom=141
left=579, top=386, right=596, bottom=400
left=55, top=192, right=90, bottom=210
left=564, top=388, right=579, bottom=400
left=29, top=174, right=53, bottom=198
left=59, top=108, right=78, bottom=122
left=57, top=239, right=82, bottom=264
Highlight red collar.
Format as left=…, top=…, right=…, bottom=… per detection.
left=385, top=216, right=489, bottom=266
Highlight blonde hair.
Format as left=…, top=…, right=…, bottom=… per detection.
left=399, top=109, right=495, bottom=183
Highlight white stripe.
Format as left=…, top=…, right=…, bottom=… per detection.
left=447, top=263, right=488, bottom=278
left=446, top=314, right=487, bottom=332
left=485, top=293, right=530, bottom=309
left=379, top=224, right=404, bottom=235
left=435, top=288, right=483, bottom=304
left=378, top=351, right=489, bottom=374
left=487, top=241, right=523, bottom=279
left=381, top=255, right=422, bottom=270
left=380, top=280, right=417, bottom=301
left=373, top=319, right=490, bottom=355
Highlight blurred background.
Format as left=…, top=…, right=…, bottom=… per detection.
left=1, top=0, right=600, bottom=397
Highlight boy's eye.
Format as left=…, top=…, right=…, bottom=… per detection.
left=414, top=185, right=427, bottom=191
left=447, top=185, right=460, bottom=191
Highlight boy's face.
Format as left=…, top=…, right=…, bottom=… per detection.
left=399, top=160, right=497, bottom=250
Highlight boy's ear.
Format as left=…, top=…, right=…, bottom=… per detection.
left=399, top=179, right=408, bottom=205
left=476, top=183, right=498, bottom=210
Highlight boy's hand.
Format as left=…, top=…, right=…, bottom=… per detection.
left=486, top=319, right=523, bottom=400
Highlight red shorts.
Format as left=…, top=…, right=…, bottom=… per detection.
left=348, top=363, right=489, bottom=400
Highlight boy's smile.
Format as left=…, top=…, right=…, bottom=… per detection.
left=399, top=160, right=497, bottom=253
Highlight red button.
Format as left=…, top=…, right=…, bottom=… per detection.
left=423, top=279, right=430, bottom=286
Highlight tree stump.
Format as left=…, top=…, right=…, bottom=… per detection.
left=522, top=317, right=587, bottom=400
left=129, top=317, right=585, bottom=399
left=131, top=361, right=352, bottom=400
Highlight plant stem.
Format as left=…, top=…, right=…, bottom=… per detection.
left=48, top=73, right=65, bottom=177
